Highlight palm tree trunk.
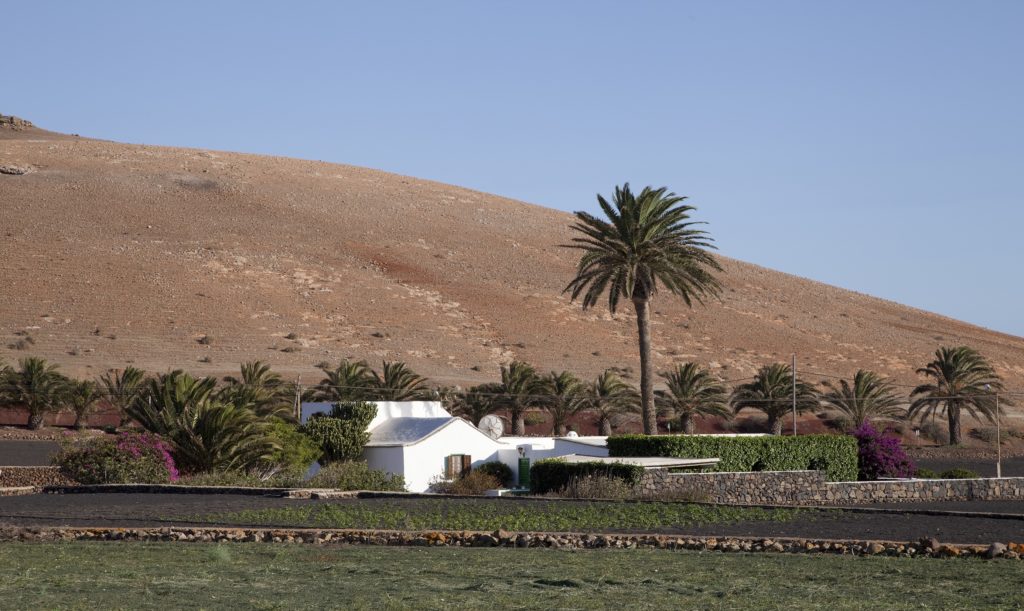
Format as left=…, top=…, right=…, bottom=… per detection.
left=27, top=410, right=45, bottom=430
left=947, top=405, right=962, bottom=445
left=599, top=417, right=612, bottom=436
left=511, top=408, right=525, bottom=436
left=73, top=412, right=85, bottom=429
left=681, top=413, right=695, bottom=435
left=768, top=414, right=783, bottom=436
left=554, top=421, right=567, bottom=436
left=633, top=297, right=656, bottom=435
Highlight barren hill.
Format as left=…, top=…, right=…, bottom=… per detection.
left=2, top=117, right=1022, bottom=411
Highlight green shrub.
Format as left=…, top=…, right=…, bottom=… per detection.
left=970, top=427, right=1009, bottom=444
left=54, top=432, right=178, bottom=484
left=430, top=470, right=501, bottom=495
left=530, top=459, right=645, bottom=495
left=918, top=421, right=947, bottom=444
left=914, top=467, right=939, bottom=479
left=474, top=461, right=513, bottom=487
left=264, top=418, right=322, bottom=477
left=302, top=401, right=376, bottom=463
left=607, top=434, right=858, bottom=482
left=939, top=468, right=980, bottom=480
left=306, top=461, right=405, bottom=491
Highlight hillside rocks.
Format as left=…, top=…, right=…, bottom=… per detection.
left=0, top=114, right=33, bottom=129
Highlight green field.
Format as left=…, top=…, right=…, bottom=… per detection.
left=1, top=542, right=1022, bottom=610
left=189, top=498, right=802, bottom=531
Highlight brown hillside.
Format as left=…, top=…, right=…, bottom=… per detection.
left=2, top=117, right=1022, bottom=416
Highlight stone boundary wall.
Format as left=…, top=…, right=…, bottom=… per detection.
left=0, top=525, right=1020, bottom=559
left=639, top=470, right=1024, bottom=505
left=0, top=466, right=74, bottom=488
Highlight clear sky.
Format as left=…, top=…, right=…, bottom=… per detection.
left=5, top=1, right=1022, bottom=336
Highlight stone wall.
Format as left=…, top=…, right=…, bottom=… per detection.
left=638, top=469, right=1024, bottom=505
left=0, top=466, right=74, bottom=488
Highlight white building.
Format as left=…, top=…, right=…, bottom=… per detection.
left=301, top=401, right=608, bottom=492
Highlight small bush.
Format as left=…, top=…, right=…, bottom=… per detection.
left=530, top=459, right=645, bottom=495
left=430, top=470, right=501, bottom=495
left=307, top=461, right=405, bottom=491
left=554, top=474, right=636, bottom=500
left=970, top=427, right=1010, bottom=444
left=914, top=467, right=940, bottom=479
left=852, top=423, right=915, bottom=481
left=1007, top=428, right=1024, bottom=440
left=264, top=419, right=322, bottom=477
left=918, top=421, right=947, bottom=444
left=474, top=461, right=513, bottom=487
left=302, top=402, right=376, bottom=463
left=54, top=432, right=178, bottom=484
left=940, top=468, right=980, bottom=480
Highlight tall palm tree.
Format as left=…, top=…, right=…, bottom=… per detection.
left=908, top=346, right=1006, bottom=446
left=656, top=362, right=730, bottom=434
left=730, top=363, right=818, bottom=435
left=821, top=370, right=904, bottom=429
left=67, top=379, right=104, bottom=429
left=367, top=361, right=432, bottom=401
left=491, top=361, right=543, bottom=435
left=585, top=370, right=638, bottom=436
left=564, top=183, right=723, bottom=434
left=99, top=366, right=147, bottom=427
left=538, top=371, right=588, bottom=436
left=314, top=359, right=372, bottom=402
left=0, top=357, right=69, bottom=429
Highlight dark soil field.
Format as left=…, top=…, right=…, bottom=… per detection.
left=2, top=493, right=1023, bottom=545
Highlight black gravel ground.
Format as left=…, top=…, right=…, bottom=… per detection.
left=1, top=493, right=1023, bottom=545
left=912, top=455, right=1024, bottom=478
left=0, top=441, right=59, bottom=466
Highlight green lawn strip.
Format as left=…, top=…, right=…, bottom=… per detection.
left=183, top=499, right=806, bottom=531
left=1, top=542, right=1021, bottom=610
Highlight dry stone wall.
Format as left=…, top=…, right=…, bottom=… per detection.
left=0, top=466, right=74, bottom=488
left=639, top=470, right=1024, bottom=505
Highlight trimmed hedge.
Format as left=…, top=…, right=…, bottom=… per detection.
left=607, top=434, right=858, bottom=482
left=530, top=459, right=645, bottom=495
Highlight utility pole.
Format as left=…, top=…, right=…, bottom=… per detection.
left=791, top=353, right=797, bottom=436
left=996, top=392, right=1002, bottom=479
left=294, top=375, right=302, bottom=423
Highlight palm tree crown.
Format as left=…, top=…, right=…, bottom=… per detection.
left=99, top=366, right=147, bottom=427
left=820, top=370, right=903, bottom=429
left=908, top=346, right=1006, bottom=446
left=315, top=359, right=372, bottom=402
left=367, top=361, right=432, bottom=401
left=538, top=371, right=589, bottom=436
left=730, top=363, right=818, bottom=435
left=656, top=362, right=729, bottom=434
left=564, top=183, right=722, bottom=435
left=0, top=357, right=69, bottom=429
left=492, top=361, right=543, bottom=436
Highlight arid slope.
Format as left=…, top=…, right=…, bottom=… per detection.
left=2, top=118, right=1022, bottom=411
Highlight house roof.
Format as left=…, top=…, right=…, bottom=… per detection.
left=365, top=417, right=498, bottom=448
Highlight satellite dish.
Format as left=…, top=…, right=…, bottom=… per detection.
left=478, top=414, right=504, bottom=440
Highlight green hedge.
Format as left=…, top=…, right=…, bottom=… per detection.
left=530, top=459, right=645, bottom=494
left=607, top=434, right=858, bottom=482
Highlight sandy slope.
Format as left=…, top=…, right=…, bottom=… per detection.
left=2, top=118, right=1022, bottom=414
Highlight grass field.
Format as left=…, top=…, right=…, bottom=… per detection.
left=1, top=542, right=1022, bottom=610
left=189, top=498, right=803, bottom=532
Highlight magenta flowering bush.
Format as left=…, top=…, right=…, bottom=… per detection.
left=54, top=432, right=179, bottom=484
left=852, top=423, right=915, bottom=481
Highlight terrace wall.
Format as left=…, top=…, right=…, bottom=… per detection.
left=639, top=470, right=1024, bottom=505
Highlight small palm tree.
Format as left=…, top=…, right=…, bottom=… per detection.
left=821, top=370, right=904, bottom=429
left=908, top=346, right=1006, bottom=446
left=445, top=385, right=499, bottom=427
left=491, top=361, right=543, bottom=435
left=315, top=359, right=372, bottom=402
left=128, top=370, right=218, bottom=437
left=67, top=379, right=104, bottom=429
left=0, top=357, right=70, bottom=429
left=99, top=366, right=147, bottom=427
left=585, top=370, right=638, bottom=436
left=538, top=371, right=589, bottom=436
left=730, top=363, right=818, bottom=435
left=219, top=361, right=294, bottom=419
left=170, top=400, right=278, bottom=474
left=656, top=363, right=729, bottom=434
left=367, top=361, right=432, bottom=401
left=564, top=183, right=723, bottom=434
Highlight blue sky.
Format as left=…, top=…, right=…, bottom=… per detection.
left=5, top=1, right=1022, bottom=336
